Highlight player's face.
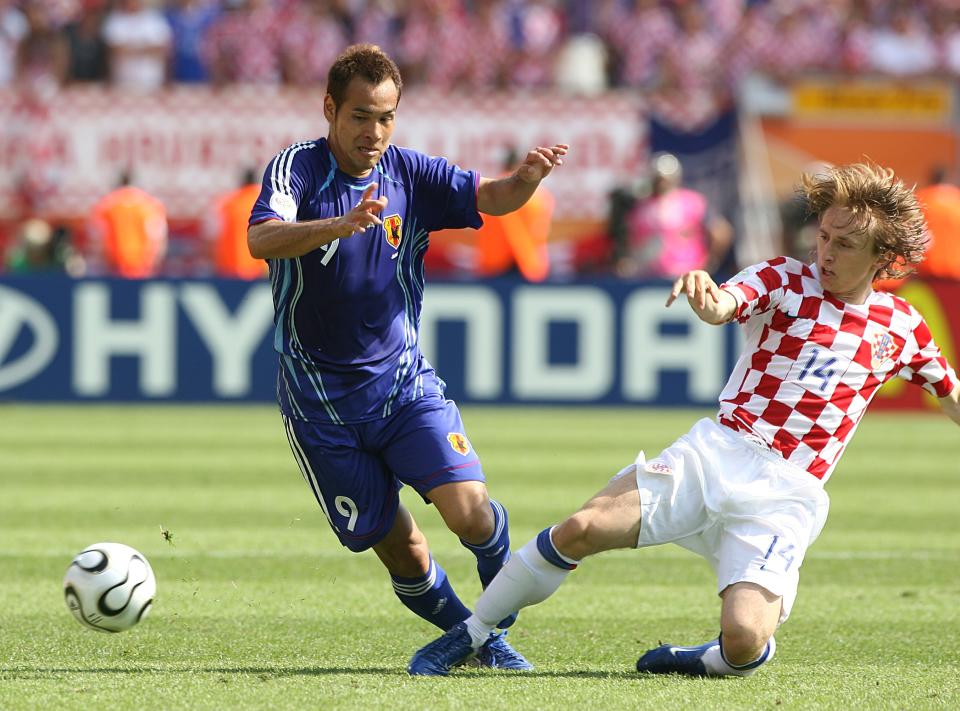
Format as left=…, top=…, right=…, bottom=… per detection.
left=324, top=78, right=399, bottom=178
left=815, top=205, right=885, bottom=303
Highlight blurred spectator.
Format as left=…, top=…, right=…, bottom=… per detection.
left=866, top=5, right=937, bottom=76
left=507, top=0, right=566, bottom=88
left=460, top=0, right=512, bottom=90
left=838, top=1, right=873, bottom=73
left=6, top=89, right=64, bottom=219
left=914, top=167, right=960, bottom=281
left=88, top=171, right=168, bottom=278
left=202, top=0, right=282, bottom=86
left=4, top=218, right=82, bottom=274
left=615, top=152, right=733, bottom=279
left=0, top=0, right=28, bottom=88
left=553, top=32, right=607, bottom=94
left=65, top=1, right=109, bottom=83
left=664, top=1, right=725, bottom=95
left=204, top=167, right=266, bottom=279
left=102, top=0, right=172, bottom=92
left=16, top=0, right=69, bottom=92
left=165, top=0, right=220, bottom=84
left=757, top=3, right=839, bottom=80
left=473, top=148, right=554, bottom=281
left=647, top=1, right=731, bottom=132
left=280, top=0, right=349, bottom=87
left=609, top=0, right=674, bottom=89
left=396, top=0, right=474, bottom=90
left=350, top=0, right=401, bottom=61
left=936, top=7, right=960, bottom=75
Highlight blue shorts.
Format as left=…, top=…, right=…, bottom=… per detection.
left=282, top=394, right=484, bottom=552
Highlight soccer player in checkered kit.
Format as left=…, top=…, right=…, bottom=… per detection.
left=409, top=162, right=960, bottom=677
left=247, top=44, right=567, bottom=668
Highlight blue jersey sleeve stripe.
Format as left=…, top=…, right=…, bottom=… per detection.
left=271, top=141, right=306, bottom=195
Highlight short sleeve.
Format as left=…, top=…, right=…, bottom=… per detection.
left=720, top=257, right=790, bottom=323
left=896, top=309, right=958, bottom=398
left=249, top=144, right=313, bottom=226
left=409, top=152, right=482, bottom=232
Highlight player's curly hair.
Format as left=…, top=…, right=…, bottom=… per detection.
left=800, top=162, right=929, bottom=280
left=326, top=44, right=403, bottom=109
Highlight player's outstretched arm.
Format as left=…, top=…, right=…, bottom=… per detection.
left=477, top=144, right=568, bottom=216
left=940, top=383, right=960, bottom=426
left=665, top=270, right=738, bottom=325
left=248, top=184, right=388, bottom=259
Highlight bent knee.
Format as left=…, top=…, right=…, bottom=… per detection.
left=720, top=623, right=771, bottom=665
left=429, top=482, right=494, bottom=543
left=552, top=510, right=611, bottom=559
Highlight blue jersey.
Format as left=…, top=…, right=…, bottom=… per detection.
left=250, top=138, right=483, bottom=424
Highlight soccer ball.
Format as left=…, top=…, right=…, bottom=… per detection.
left=63, top=542, right=156, bottom=633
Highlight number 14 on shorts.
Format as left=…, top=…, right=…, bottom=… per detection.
left=760, top=535, right=796, bottom=572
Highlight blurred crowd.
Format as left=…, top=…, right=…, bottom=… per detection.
left=5, top=0, right=960, bottom=96
left=4, top=0, right=960, bottom=283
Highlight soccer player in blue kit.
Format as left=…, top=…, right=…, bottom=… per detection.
left=247, top=44, right=567, bottom=668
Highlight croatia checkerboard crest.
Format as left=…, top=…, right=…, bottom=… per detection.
left=870, top=331, right=896, bottom=370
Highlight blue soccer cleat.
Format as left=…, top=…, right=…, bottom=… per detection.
left=477, top=631, right=533, bottom=670
left=408, top=622, right=477, bottom=676
left=635, top=639, right=715, bottom=676
left=408, top=623, right=533, bottom=676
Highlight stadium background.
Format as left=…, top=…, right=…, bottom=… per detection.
left=1, top=0, right=958, bottom=410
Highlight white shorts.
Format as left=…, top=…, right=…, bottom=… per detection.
left=634, top=418, right=830, bottom=624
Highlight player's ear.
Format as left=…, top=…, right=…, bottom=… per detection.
left=323, top=94, right=336, bottom=123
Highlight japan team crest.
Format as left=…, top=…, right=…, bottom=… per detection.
left=447, top=433, right=470, bottom=456
left=383, top=214, right=402, bottom=249
left=870, top=330, right=896, bottom=370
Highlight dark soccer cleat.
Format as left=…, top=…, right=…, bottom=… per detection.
left=408, top=622, right=477, bottom=676
left=476, top=631, right=533, bottom=671
left=635, top=640, right=714, bottom=676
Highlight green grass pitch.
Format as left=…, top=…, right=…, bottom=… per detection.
left=0, top=405, right=957, bottom=710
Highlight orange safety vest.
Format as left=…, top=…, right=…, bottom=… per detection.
left=211, top=183, right=266, bottom=279
left=475, top=185, right=554, bottom=282
left=91, top=186, right=167, bottom=278
left=916, top=184, right=960, bottom=280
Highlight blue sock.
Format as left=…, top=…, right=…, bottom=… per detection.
left=391, top=557, right=471, bottom=631
left=460, top=499, right=511, bottom=588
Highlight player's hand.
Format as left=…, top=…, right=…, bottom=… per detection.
left=337, top=183, right=388, bottom=237
left=516, top=144, right=569, bottom=183
left=666, top=270, right=721, bottom=310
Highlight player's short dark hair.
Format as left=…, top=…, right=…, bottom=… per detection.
left=800, top=162, right=929, bottom=280
left=326, top=44, right=402, bottom=109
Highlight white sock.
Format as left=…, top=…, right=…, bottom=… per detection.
left=463, top=535, right=575, bottom=647
left=702, top=636, right=776, bottom=677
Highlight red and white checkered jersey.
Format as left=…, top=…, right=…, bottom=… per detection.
left=718, top=257, right=957, bottom=482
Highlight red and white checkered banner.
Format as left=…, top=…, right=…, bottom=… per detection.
left=0, top=87, right=646, bottom=221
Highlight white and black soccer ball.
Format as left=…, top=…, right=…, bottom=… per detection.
left=63, top=542, right=156, bottom=633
